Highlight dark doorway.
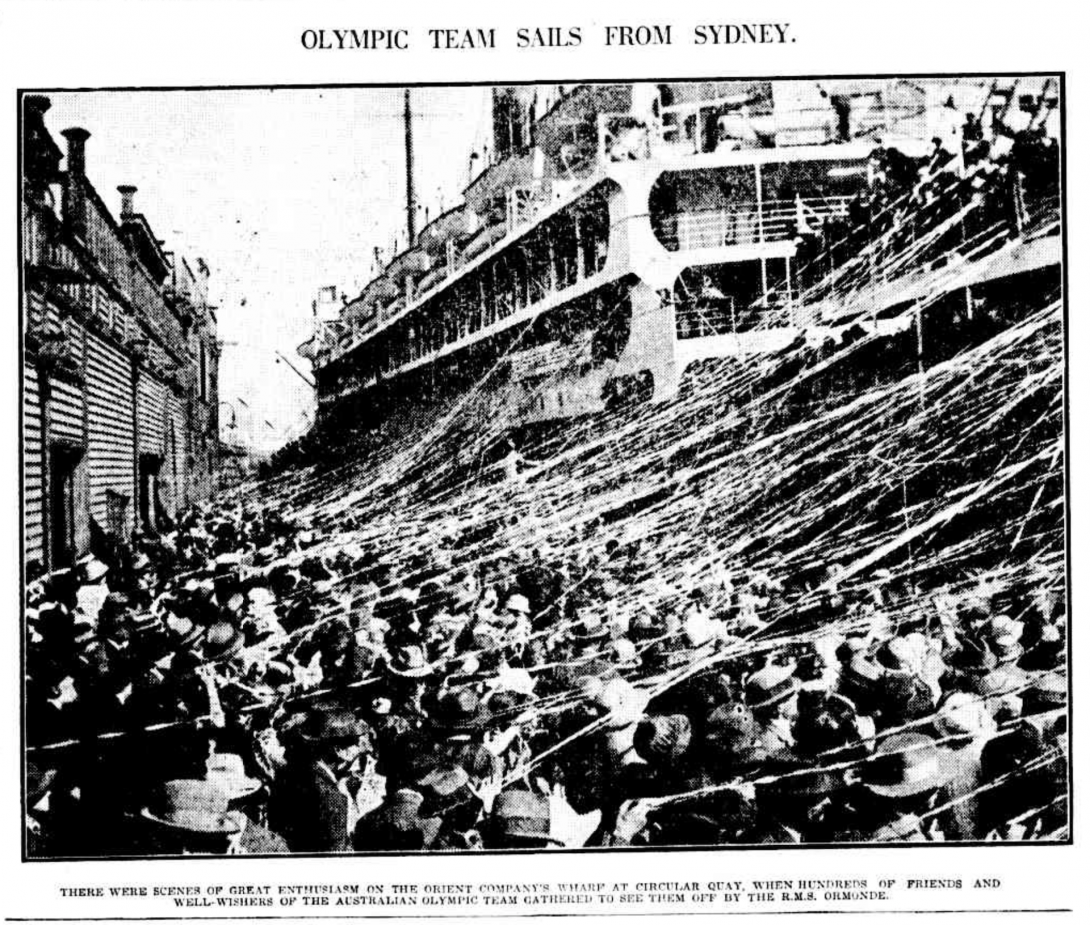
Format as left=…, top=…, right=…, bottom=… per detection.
left=48, top=444, right=81, bottom=567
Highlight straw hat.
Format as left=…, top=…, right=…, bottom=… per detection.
left=200, top=621, right=245, bottom=663
left=504, top=593, right=531, bottom=615
left=745, top=664, right=798, bottom=711
left=205, top=752, right=262, bottom=800
left=139, top=780, right=241, bottom=834
left=77, top=555, right=109, bottom=584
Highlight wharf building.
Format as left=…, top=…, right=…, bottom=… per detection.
left=21, top=95, right=220, bottom=571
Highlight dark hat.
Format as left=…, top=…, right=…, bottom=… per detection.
left=880, top=671, right=937, bottom=723
left=139, top=779, right=241, bottom=834
left=861, top=733, right=958, bottom=798
left=948, top=635, right=999, bottom=676
left=793, top=692, right=860, bottom=756
left=629, top=613, right=663, bottom=644
left=447, top=741, right=503, bottom=782
left=703, top=702, right=758, bottom=760
left=354, top=789, right=441, bottom=851
left=299, top=556, right=332, bottom=583
left=484, top=789, right=562, bottom=846
left=431, top=689, right=492, bottom=733
left=633, top=714, right=692, bottom=764
left=387, top=645, right=433, bottom=679
left=298, top=707, right=369, bottom=745
left=745, top=665, right=798, bottom=710
left=1022, top=673, right=1067, bottom=715
left=980, top=720, right=1047, bottom=780
left=267, top=564, right=299, bottom=595
left=200, top=621, right=245, bottom=663
left=415, top=765, right=475, bottom=817
left=99, top=592, right=133, bottom=621
left=373, top=594, right=414, bottom=626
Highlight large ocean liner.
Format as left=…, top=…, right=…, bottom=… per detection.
left=298, top=79, right=1061, bottom=433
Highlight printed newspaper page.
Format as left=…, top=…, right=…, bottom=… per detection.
left=1, top=0, right=1084, bottom=922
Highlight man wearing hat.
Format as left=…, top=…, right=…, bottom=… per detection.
left=930, top=692, right=996, bottom=840
left=481, top=788, right=565, bottom=849
left=872, top=636, right=938, bottom=729
left=414, top=764, right=486, bottom=849
left=268, top=707, right=373, bottom=852
left=138, top=779, right=244, bottom=855
left=354, top=788, right=441, bottom=851
left=745, top=663, right=800, bottom=757
left=852, top=732, right=959, bottom=841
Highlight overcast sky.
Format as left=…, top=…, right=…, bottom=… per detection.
left=41, top=87, right=491, bottom=452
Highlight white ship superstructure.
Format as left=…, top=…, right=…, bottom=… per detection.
left=300, top=79, right=1060, bottom=427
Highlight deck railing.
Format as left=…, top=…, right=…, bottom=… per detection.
left=656, top=195, right=854, bottom=252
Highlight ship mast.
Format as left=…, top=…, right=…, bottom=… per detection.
left=404, top=88, right=416, bottom=246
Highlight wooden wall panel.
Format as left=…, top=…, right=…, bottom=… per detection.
left=23, top=362, right=44, bottom=566
left=86, top=331, right=135, bottom=536
left=137, top=372, right=168, bottom=458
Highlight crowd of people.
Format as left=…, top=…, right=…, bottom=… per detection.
left=796, top=89, right=1060, bottom=301
left=25, top=497, right=1067, bottom=856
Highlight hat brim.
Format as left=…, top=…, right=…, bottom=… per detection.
left=433, top=712, right=493, bottom=733
left=209, top=777, right=263, bottom=800
left=139, top=807, right=241, bottom=835
left=570, top=627, right=610, bottom=643
left=205, top=636, right=245, bottom=663
left=863, top=751, right=958, bottom=799
left=173, top=625, right=206, bottom=649
left=298, top=728, right=366, bottom=745
left=387, top=664, right=434, bottom=679
left=747, top=685, right=797, bottom=711
left=495, top=828, right=565, bottom=846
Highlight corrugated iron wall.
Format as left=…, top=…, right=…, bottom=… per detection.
left=86, top=331, right=136, bottom=536
left=167, top=393, right=189, bottom=513
left=23, top=363, right=44, bottom=566
left=137, top=372, right=168, bottom=458
left=48, top=375, right=85, bottom=446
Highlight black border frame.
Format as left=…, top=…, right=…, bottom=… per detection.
left=16, top=70, right=1072, bottom=863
